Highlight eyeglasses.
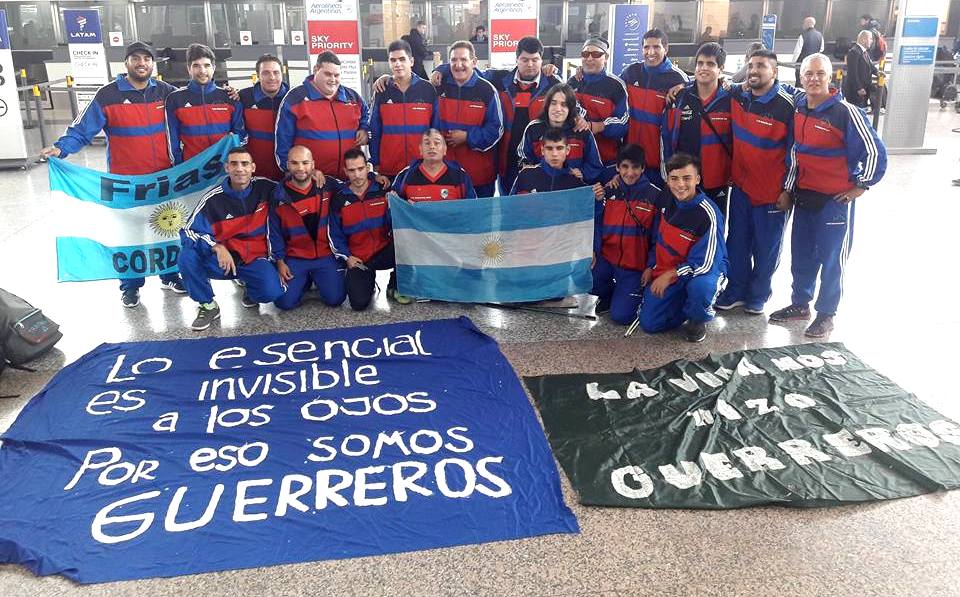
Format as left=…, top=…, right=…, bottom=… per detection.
left=581, top=51, right=606, bottom=59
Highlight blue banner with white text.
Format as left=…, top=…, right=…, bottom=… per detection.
left=0, top=318, right=579, bottom=583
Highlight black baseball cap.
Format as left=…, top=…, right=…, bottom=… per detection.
left=125, top=41, right=157, bottom=60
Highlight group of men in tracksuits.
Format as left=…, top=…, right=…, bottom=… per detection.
left=46, top=26, right=887, bottom=341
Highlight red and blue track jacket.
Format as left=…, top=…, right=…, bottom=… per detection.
left=597, top=175, right=661, bottom=271
left=661, top=83, right=733, bottom=191
left=620, top=58, right=689, bottom=171
left=651, top=191, right=727, bottom=279
left=330, top=174, right=392, bottom=262
left=510, top=160, right=587, bottom=194
left=790, top=92, right=887, bottom=196
left=275, top=78, right=370, bottom=180
left=569, top=70, right=629, bottom=164
left=369, top=75, right=439, bottom=177
left=239, top=82, right=288, bottom=181
left=393, top=159, right=477, bottom=202
left=54, top=75, right=176, bottom=174
left=436, top=70, right=503, bottom=187
left=166, top=79, right=246, bottom=164
left=484, top=68, right=562, bottom=185
left=182, top=177, right=276, bottom=265
left=729, top=82, right=796, bottom=205
left=518, top=119, right=605, bottom=184
left=268, top=177, right=347, bottom=262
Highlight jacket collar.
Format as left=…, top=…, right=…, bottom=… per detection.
left=187, top=79, right=218, bottom=94
left=674, top=191, right=706, bottom=209
left=643, top=57, right=676, bottom=76
left=746, top=79, right=785, bottom=104
left=538, top=159, right=571, bottom=177
left=221, top=176, right=253, bottom=200
left=254, top=81, right=289, bottom=103
left=116, top=75, right=157, bottom=92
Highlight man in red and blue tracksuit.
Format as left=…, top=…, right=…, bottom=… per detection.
left=660, top=42, right=733, bottom=213
left=638, top=153, right=727, bottom=343
left=436, top=41, right=503, bottom=198
left=518, top=117, right=605, bottom=184
left=179, top=145, right=285, bottom=331
left=369, top=40, right=439, bottom=181
left=481, top=37, right=562, bottom=195
left=238, top=54, right=288, bottom=181
left=275, top=51, right=370, bottom=181
left=591, top=144, right=661, bottom=324
left=568, top=37, right=629, bottom=167
left=166, top=43, right=246, bottom=164
left=770, top=53, right=887, bottom=338
left=330, top=149, right=396, bottom=310
left=41, top=41, right=184, bottom=307
left=393, top=127, right=478, bottom=203
left=620, top=28, right=689, bottom=186
left=715, top=48, right=796, bottom=316
left=269, top=145, right=347, bottom=310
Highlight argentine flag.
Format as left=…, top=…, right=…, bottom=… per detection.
left=390, top=187, right=595, bottom=303
left=51, top=135, right=239, bottom=282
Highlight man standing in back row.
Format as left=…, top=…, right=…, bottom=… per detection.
left=620, top=28, right=689, bottom=186
left=238, top=54, right=288, bottom=181
left=41, top=41, right=186, bottom=307
left=275, top=51, right=370, bottom=180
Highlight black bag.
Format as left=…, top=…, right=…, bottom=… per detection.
left=0, top=288, right=62, bottom=371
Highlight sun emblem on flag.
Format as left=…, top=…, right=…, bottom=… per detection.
left=480, top=235, right=507, bottom=267
left=148, top=201, right=188, bottom=238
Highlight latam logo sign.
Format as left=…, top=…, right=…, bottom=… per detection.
left=307, top=20, right=359, bottom=55
left=64, top=9, right=103, bottom=44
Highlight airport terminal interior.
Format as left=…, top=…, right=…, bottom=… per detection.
left=2, top=0, right=960, bottom=596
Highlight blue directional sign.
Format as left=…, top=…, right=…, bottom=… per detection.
left=610, top=5, right=649, bottom=77
left=761, top=14, right=777, bottom=50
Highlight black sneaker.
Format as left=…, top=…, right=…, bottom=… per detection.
left=241, top=293, right=258, bottom=308
left=595, top=297, right=611, bottom=314
left=804, top=315, right=835, bottom=338
left=714, top=298, right=744, bottom=311
left=769, top=304, right=811, bottom=322
left=190, top=303, right=220, bottom=331
left=160, top=278, right=187, bottom=294
left=683, top=321, right=707, bottom=343
left=121, top=288, right=140, bottom=308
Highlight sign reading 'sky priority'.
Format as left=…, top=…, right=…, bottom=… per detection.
left=0, top=318, right=578, bottom=584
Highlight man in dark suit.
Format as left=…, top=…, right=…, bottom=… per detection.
left=842, top=30, right=877, bottom=109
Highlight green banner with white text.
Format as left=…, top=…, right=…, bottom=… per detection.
left=526, top=343, right=960, bottom=508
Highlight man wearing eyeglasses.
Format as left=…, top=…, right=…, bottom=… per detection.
left=568, top=37, right=628, bottom=169
left=769, top=53, right=886, bottom=338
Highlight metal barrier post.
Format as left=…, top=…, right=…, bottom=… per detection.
left=21, top=68, right=35, bottom=129
left=66, top=75, right=78, bottom=120
left=33, top=85, right=48, bottom=151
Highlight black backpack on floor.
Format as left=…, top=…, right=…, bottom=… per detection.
left=0, top=288, right=62, bottom=378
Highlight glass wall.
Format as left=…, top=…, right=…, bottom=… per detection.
left=724, top=0, right=762, bottom=39
left=767, top=0, right=827, bottom=39
left=826, top=0, right=889, bottom=42
left=207, top=2, right=284, bottom=47
left=567, top=2, right=611, bottom=44
left=134, top=1, right=206, bottom=49
left=539, top=0, right=563, bottom=46
left=431, top=0, right=484, bottom=46
left=58, top=0, right=133, bottom=37
left=3, top=0, right=57, bottom=49
left=651, top=0, right=698, bottom=43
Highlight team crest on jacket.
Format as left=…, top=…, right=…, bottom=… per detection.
left=148, top=201, right=189, bottom=238
left=441, top=188, right=449, bottom=199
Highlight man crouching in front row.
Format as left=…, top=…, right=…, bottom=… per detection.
left=179, top=145, right=285, bottom=331
left=638, top=153, right=728, bottom=343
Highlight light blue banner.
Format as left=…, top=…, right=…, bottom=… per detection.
left=52, top=135, right=239, bottom=281
left=390, top=187, right=596, bottom=303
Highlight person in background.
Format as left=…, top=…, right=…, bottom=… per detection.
left=406, top=21, right=431, bottom=80
left=842, top=31, right=877, bottom=109
left=791, top=17, right=824, bottom=86
left=470, top=25, right=487, bottom=44
left=731, top=42, right=764, bottom=84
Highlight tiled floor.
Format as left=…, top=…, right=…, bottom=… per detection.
left=1, top=106, right=959, bottom=596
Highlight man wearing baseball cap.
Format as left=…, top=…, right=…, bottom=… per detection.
left=568, top=37, right=628, bottom=170
left=41, top=41, right=187, bottom=307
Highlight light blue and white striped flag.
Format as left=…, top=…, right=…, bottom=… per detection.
left=390, top=187, right=596, bottom=303
left=51, top=135, right=240, bottom=282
